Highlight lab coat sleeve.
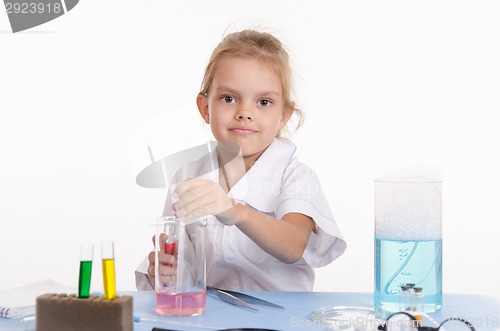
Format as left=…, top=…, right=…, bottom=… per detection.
left=275, top=161, right=347, bottom=267
left=135, top=257, right=154, bottom=291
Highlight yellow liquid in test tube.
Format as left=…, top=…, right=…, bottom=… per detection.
left=101, top=241, right=116, bottom=300
left=102, top=259, right=116, bottom=299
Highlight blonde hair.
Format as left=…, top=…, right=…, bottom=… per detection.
left=199, top=29, right=303, bottom=136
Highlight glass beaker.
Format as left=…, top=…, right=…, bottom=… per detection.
left=155, top=216, right=207, bottom=316
left=374, top=178, right=442, bottom=316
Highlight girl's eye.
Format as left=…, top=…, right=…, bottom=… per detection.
left=221, top=95, right=236, bottom=104
left=259, top=99, right=272, bottom=107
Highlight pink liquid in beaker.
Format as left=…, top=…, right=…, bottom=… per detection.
left=155, top=289, right=206, bottom=316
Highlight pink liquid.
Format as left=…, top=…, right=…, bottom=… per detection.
left=156, top=289, right=206, bottom=316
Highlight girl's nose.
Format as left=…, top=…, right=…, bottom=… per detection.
left=235, top=107, right=253, bottom=121
left=237, top=113, right=253, bottom=121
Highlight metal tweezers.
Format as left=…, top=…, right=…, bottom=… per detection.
left=207, top=286, right=284, bottom=311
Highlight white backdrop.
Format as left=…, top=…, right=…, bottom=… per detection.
left=1, top=0, right=499, bottom=301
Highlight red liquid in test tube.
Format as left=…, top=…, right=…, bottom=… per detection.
left=164, top=242, right=175, bottom=267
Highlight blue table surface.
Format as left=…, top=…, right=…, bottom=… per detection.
left=2, top=291, right=500, bottom=331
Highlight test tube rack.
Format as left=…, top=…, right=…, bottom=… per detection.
left=36, top=293, right=133, bottom=331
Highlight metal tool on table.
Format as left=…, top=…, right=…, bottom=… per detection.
left=207, top=286, right=284, bottom=311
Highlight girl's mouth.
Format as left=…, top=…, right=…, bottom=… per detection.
left=230, top=127, right=257, bottom=135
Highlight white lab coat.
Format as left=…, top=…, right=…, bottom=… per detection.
left=135, top=138, right=346, bottom=291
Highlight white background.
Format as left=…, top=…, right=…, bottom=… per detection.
left=1, top=0, right=499, bottom=301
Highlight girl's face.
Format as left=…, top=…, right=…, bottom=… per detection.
left=197, top=57, right=291, bottom=169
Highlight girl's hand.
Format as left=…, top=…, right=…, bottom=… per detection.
left=172, top=178, right=237, bottom=224
left=148, top=234, right=177, bottom=287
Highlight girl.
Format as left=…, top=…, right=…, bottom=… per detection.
left=136, top=29, right=346, bottom=291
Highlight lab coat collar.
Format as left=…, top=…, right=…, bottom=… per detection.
left=228, top=138, right=297, bottom=212
left=197, top=138, right=296, bottom=212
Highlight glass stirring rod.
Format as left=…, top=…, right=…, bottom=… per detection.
left=78, top=244, right=93, bottom=298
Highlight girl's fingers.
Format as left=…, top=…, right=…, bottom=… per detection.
left=151, top=233, right=168, bottom=247
left=156, top=251, right=176, bottom=265
left=148, top=251, right=176, bottom=273
left=149, top=265, right=177, bottom=287
left=147, top=266, right=155, bottom=281
left=158, top=274, right=177, bottom=287
left=149, top=250, right=174, bottom=264
left=174, top=181, right=233, bottom=218
left=173, top=178, right=210, bottom=200
left=175, top=191, right=214, bottom=217
left=156, top=265, right=177, bottom=276
left=174, top=186, right=210, bottom=210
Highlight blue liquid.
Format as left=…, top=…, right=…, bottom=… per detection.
left=375, top=238, right=442, bottom=315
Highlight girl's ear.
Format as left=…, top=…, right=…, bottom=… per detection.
left=197, top=93, right=210, bottom=124
left=278, top=102, right=294, bottom=130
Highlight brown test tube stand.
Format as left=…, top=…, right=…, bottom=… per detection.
left=36, top=293, right=133, bottom=331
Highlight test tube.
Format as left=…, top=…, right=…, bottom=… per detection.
left=78, top=244, right=93, bottom=298
left=164, top=222, right=176, bottom=267
left=101, top=241, right=116, bottom=300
